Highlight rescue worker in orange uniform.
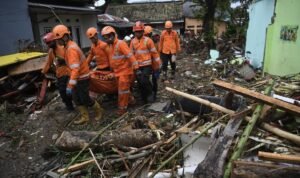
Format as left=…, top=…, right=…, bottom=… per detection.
left=41, top=32, right=74, bottom=111
left=130, top=22, right=161, bottom=103
left=144, top=25, right=161, bottom=100
left=52, top=24, right=104, bottom=124
left=159, top=20, right=181, bottom=81
left=85, top=27, right=111, bottom=71
left=101, top=26, right=139, bottom=115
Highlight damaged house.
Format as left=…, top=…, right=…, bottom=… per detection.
left=245, top=0, right=300, bottom=75
left=0, top=0, right=99, bottom=56
left=106, top=1, right=184, bottom=33
left=183, top=0, right=228, bottom=37
left=0, top=0, right=100, bottom=108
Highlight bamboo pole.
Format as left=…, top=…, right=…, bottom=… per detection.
left=258, top=151, right=300, bottom=164
left=149, top=114, right=228, bottom=178
left=58, top=159, right=94, bottom=173
left=165, top=87, right=235, bottom=115
left=223, top=80, right=274, bottom=178
left=259, top=122, right=300, bottom=145
left=89, top=148, right=106, bottom=178
left=61, top=113, right=128, bottom=174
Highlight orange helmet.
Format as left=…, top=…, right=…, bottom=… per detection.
left=86, top=27, right=98, bottom=38
left=133, top=21, right=144, bottom=32
left=52, top=24, right=70, bottom=39
left=43, top=32, right=54, bottom=44
left=144, top=26, right=153, bottom=35
left=165, top=20, right=173, bottom=28
left=101, top=26, right=116, bottom=36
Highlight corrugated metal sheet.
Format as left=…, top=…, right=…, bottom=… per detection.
left=0, top=52, right=46, bottom=67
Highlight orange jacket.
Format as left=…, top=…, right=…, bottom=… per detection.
left=109, top=38, right=138, bottom=77
left=130, top=36, right=161, bottom=70
left=86, top=40, right=110, bottom=70
left=159, top=30, right=181, bottom=54
left=42, top=46, right=71, bottom=78
left=64, top=41, right=90, bottom=89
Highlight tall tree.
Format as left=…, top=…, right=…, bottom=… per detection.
left=193, top=0, right=231, bottom=50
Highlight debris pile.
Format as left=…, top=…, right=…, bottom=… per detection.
left=1, top=50, right=300, bottom=177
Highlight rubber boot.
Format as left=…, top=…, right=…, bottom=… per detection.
left=92, top=101, right=104, bottom=121
left=74, top=106, right=89, bottom=124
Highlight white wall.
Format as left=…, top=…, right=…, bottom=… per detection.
left=245, top=0, right=275, bottom=68
left=37, top=14, right=97, bottom=49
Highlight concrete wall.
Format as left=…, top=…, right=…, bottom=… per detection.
left=185, top=18, right=227, bottom=37
left=36, top=14, right=97, bottom=49
left=0, top=0, right=34, bottom=55
left=245, top=0, right=275, bottom=68
left=264, top=0, right=300, bottom=76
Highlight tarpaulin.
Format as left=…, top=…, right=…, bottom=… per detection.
left=89, top=70, right=118, bottom=94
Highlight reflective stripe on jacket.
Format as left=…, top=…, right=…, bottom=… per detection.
left=130, top=36, right=161, bottom=70
left=42, top=47, right=71, bottom=78
left=109, top=39, right=138, bottom=77
left=64, top=41, right=89, bottom=88
left=159, top=30, right=181, bottom=54
left=86, top=40, right=110, bottom=70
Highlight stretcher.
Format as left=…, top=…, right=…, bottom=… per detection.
left=89, top=70, right=118, bottom=94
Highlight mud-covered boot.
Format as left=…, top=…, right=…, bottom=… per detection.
left=92, top=101, right=104, bottom=121
left=74, top=106, right=89, bottom=124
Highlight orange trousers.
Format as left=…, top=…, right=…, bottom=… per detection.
left=116, top=74, right=133, bottom=110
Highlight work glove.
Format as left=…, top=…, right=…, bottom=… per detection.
left=66, top=87, right=73, bottom=96
left=135, top=69, right=142, bottom=77
left=153, top=70, right=160, bottom=79
left=106, top=73, right=115, bottom=80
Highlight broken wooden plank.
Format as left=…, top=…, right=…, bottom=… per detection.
left=232, top=160, right=300, bottom=178
left=212, top=79, right=300, bottom=116
left=165, top=87, right=235, bottom=115
left=258, top=151, right=300, bottom=164
left=8, top=56, right=46, bottom=76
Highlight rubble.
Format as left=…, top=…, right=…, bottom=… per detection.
left=1, top=45, right=300, bottom=178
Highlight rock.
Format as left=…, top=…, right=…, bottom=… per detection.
left=51, top=134, right=58, bottom=140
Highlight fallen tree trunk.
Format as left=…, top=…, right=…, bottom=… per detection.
left=55, top=129, right=158, bottom=152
